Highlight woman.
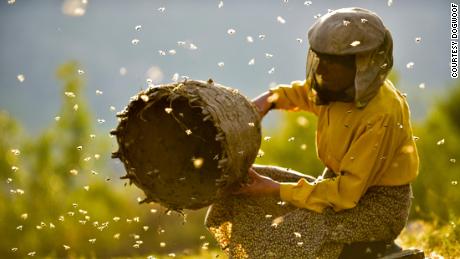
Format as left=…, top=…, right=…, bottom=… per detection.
left=205, top=7, right=419, bottom=259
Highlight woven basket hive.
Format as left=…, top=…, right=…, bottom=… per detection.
left=111, top=79, right=262, bottom=210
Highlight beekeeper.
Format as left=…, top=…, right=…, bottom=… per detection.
left=206, top=7, right=420, bottom=258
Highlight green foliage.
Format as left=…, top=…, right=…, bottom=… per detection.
left=438, top=83, right=460, bottom=132
left=397, top=219, right=460, bottom=258
left=256, top=111, right=323, bottom=177
left=411, top=83, right=460, bottom=221
left=0, top=62, right=216, bottom=258
left=1, top=60, right=459, bottom=257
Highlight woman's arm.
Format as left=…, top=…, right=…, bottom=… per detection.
left=252, top=91, right=276, bottom=118
left=268, top=80, right=319, bottom=114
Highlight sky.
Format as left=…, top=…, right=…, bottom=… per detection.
left=0, top=0, right=457, bottom=134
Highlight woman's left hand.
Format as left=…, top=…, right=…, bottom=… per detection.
left=232, top=167, right=280, bottom=196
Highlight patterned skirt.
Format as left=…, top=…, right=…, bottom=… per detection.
left=205, top=165, right=412, bottom=259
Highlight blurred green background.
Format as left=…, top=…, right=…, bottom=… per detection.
left=1, top=61, right=459, bottom=258
left=1, top=0, right=459, bottom=258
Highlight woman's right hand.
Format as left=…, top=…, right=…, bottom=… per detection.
left=232, top=167, right=280, bottom=196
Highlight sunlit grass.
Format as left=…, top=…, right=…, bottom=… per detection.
left=126, top=219, right=460, bottom=259
left=397, top=219, right=460, bottom=259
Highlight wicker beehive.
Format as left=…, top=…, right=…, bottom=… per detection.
left=111, top=79, right=262, bottom=210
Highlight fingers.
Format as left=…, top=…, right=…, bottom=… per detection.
left=231, top=167, right=260, bottom=195
left=232, top=170, right=256, bottom=195
left=231, top=183, right=250, bottom=195
left=248, top=167, right=260, bottom=178
left=231, top=188, right=245, bottom=195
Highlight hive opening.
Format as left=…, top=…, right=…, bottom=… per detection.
left=122, top=93, right=224, bottom=209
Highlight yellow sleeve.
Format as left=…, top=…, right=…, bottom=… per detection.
left=280, top=114, right=398, bottom=212
left=269, top=79, right=319, bottom=114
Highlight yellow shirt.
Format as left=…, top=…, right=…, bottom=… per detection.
left=269, top=79, right=419, bottom=213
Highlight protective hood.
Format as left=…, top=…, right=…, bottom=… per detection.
left=306, top=7, right=393, bottom=108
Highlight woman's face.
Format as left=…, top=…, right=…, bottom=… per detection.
left=314, top=52, right=356, bottom=92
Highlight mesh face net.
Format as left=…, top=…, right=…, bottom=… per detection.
left=307, top=7, right=393, bottom=108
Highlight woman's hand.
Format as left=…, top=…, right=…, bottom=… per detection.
left=233, top=167, right=280, bottom=196
left=252, top=91, right=275, bottom=118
